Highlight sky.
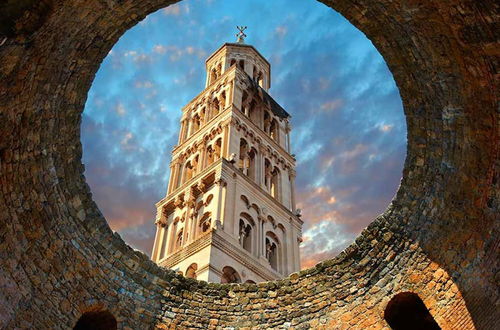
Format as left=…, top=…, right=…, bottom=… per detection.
left=81, top=0, right=407, bottom=270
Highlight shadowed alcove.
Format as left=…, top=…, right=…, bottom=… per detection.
left=0, top=0, right=497, bottom=329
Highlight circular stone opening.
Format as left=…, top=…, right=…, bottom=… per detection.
left=81, top=0, right=405, bottom=277
left=1, top=0, right=495, bottom=328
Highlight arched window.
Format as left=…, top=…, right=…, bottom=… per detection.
left=200, top=107, right=206, bottom=124
left=384, top=292, right=440, bottom=330
left=248, top=100, right=256, bottom=120
left=175, top=229, right=184, bottom=250
left=271, top=167, right=280, bottom=200
left=220, top=91, right=226, bottom=109
left=206, top=145, right=214, bottom=166
left=217, top=63, right=222, bottom=77
left=264, top=159, right=272, bottom=193
left=253, top=65, right=258, bottom=81
left=238, top=59, right=245, bottom=71
left=185, top=263, right=198, bottom=279
left=239, top=219, right=252, bottom=253
left=265, top=232, right=280, bottom=272
left=214, top=138, right=222, bottom=160
left=220, top=266, right=241, bottom=284
left=210, top=68, right=217, bottom=84
left=270, top=119, right=279, bottom=142
left=230, top=59, right=236, bottom=67
left=192, top=114, right=201, bottom=132
left=183, top=161, right=193, bottom=183
left=212, top=98, right=220, bottom=116
left=74, top=310, right=117, bottom=330
left=239, top=139, right=249, bottom=173
left=263, top=111, right=271, bottom=133
left=242, top=91, right=248, bottom=106
left=199, top=212, right=211, bottom=235
left=257, top=71, right=264, bottom=87
left=239, top=213, right=255, bottom=254
left=248, top=148, right=257, bottom=181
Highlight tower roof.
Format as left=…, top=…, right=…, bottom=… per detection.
left=244, top=73, right=290, bottom=118
left=205, top=42, right=271, bottom=68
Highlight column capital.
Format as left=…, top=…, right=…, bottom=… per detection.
left=215, top=177, right=227, bottom=187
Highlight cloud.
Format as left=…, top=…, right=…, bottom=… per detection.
left=275, top=26, right=288, bottom=38
left=82, top=0, right=406, bottom=272
left=378, top=123, right=394, bottom=132
left=115, top=103, right=126, bottom=116
left=135, top=80, right=154, bottom=89
left=319, top=99, right=344, bottom=113
left=162, top=4, right=181, bottom=16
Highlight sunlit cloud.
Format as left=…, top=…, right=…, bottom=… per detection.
left=319, top=99, right=343, bottom=113
left=81, top=0, right=406, bottom=270
left=115, top=103, right=126, bottom=116
left=162, top=4, right=181, bottom=16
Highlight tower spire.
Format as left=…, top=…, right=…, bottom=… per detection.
left=236, top=26, right=247, bottom=43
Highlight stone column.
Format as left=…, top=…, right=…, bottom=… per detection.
left=222, top=123, right=230, bottom=158
left=167, top=161, right=177, bottom=194
left=197, top=144, right=205, bottom=173
left=166, top=221, right=177, bottom=254
left=213, top=178, right=227, bottom=229
left=152, top=207, right=167, bottom=261
left=151, top=222, right=162, bottom=262
left=256, top=216, right=262, bottom=258
left=178, top=120, right=186, bottom=144
left=260, top=148, right=266, bottom=189
left=159, top=224, right=169, bottom=260
left=289, top=170, right=296, bottom=212
left=286, top=127, right=291, bottom=153
left=183, top=192, right=195, bottom=244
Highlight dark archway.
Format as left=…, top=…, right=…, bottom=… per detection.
left=384, top=292, right=441, bottom=330
left=74, top=310, right=117, bottom=330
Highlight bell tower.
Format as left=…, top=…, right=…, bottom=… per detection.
left=151, top=32, right=303, bottom=283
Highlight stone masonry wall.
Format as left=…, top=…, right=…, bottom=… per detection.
left=0, top=0, right=497, bottom=328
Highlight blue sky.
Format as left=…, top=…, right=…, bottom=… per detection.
left=81, top=0, right=406, bottom=269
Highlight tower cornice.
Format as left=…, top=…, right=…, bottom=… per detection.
left=205, top=42, right=271, bottom=68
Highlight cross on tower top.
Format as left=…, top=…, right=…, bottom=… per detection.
left=236, top=26, right=247, bottom=43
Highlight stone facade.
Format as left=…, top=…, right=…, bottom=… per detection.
left=151, top=42, right=302, bottom=283
left=0, top=0, right=497, bottom=329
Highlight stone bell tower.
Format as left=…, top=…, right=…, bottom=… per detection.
left=151, top=31, right=303, bottom=283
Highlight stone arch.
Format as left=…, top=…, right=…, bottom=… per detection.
left=270, top=166, right=280, bottom=200
left=240, top=194, right=250, bottom=207
left=185, top=263, right=198, bottom=280
left=204, top=194, right=213, bottom=205
left=198, top=212, right=211, bottom=235
left=0, top=0, right=496, bottom=328
left=221, top=266, right=241, bottom=284
left=219, top=90, right=226, bottom=109
left=265, top=231, right=280, bottom=272
left=384, top=292, right=440, bottom=330
left=239, top=138, right=249, bottom=173
left=191, top=113, right=201, bottom=132
left=74, top=309, right=117, bottom=330
left=213, top=137, right=222, bottom=160
left=269, top=118, right=279, bottom=142
left=175, top=229, right=184, bottom=251
left=239, top=212, right=255, bottom=254
left=247, top=147, right=258, bottom=181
